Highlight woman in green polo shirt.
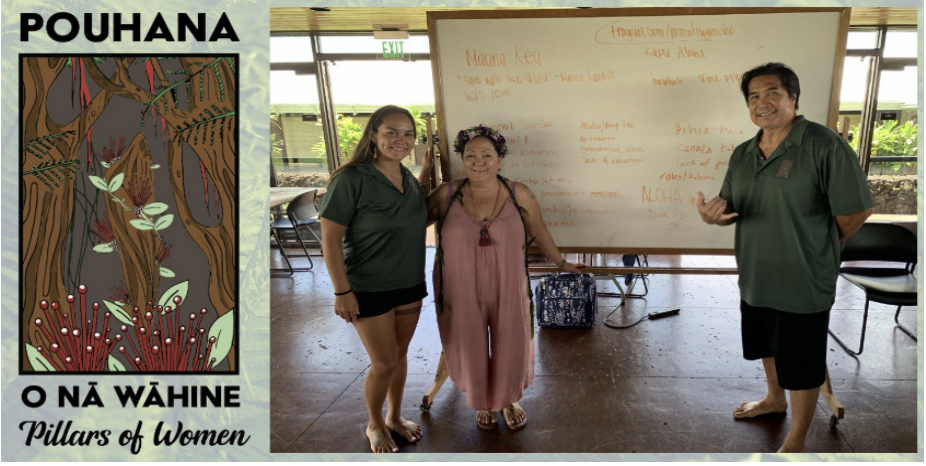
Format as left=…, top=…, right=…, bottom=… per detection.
left=319, top=105, right=433, bottom=453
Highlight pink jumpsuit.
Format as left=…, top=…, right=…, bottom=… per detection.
left=435, top=191, right=534, bottom=411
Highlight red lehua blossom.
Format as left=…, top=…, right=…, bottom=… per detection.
left=155, top=241, right=172, bottom=267
left=110, top=281, right=132, bottom=308
left=32, top=285, right=122, bottom=372
left=127, top=178, right=152, bottom=214
left=89, top=211, right=117, bottom=249
left=117, top=297, right=218, bottom=372
left=98, top=137, right=126, bottom=164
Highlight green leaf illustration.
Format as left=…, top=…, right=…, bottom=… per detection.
left=143, top=202, right=169, bottom=215
left=93, top=243, right=113, bottom=253
left=107, top=355, right=127, bottom=372
left=129, top=219, right=155, bottom=230
left=89, top=175, right=109, bottom=191
left=108, top=173, right=125, bottom=192
left=101, top=161, right=111, bottom=168
left=25, top=343, right=56, bottom=372
left=158, top=280, right=189, bottom=312
left=206, top=308, right=234, bottom=367
left=93, top=243, right=114, bottom=253
left=159, top=267, right=175, bottom=278
left=154, top=214, right=174, bottom=231
left=151, top=164, right=161, bottom=169
left=103, top=300, right=135, bottom=327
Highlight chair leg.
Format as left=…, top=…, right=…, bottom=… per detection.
left=828, top=299, right=870, bottom=356
left=893, top=305, right=917, bottom=341
left=300, top=224, right=324, bottom=256
left=270, top=228, right=294, bottom=276
left=290, top=224, right=314, bottom=270
left=272, top=227, right=312, bottom=274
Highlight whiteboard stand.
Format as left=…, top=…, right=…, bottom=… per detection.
left=822, top=367, right=845, bottom=428
left=595, top=273, right=629, bottom=304
left=582, top=254, right=651, bottom=305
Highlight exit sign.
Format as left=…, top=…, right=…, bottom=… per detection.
left=380, top=40, right=405, bottom=58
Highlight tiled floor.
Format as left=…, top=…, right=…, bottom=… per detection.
left=269, top=248, right=919, bottom=454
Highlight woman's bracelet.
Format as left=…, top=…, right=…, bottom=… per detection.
left=556, top=258, right=567, bottom=269
left=334, top=289, right=353, bottom=296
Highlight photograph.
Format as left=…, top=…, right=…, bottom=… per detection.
left=267, top=6, right=918, bottom=456
left=1, top=2, right=919, bottom=462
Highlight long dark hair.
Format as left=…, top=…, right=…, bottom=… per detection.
left=328, top=105, right=416, bottom=180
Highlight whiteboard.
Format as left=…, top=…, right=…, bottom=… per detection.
left=430, top=8, right=848, bottom=252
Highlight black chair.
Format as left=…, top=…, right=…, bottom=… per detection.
left=271, top=190, right=322, bottom=275
left=829, top=222, right=918, bottom=356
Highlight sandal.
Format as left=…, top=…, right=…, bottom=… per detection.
left=502, top=402, right=527, bottom=431
left=476, top=410, right=498, bottom=430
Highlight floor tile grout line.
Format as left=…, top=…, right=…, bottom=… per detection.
left=397, top=373, right=919, bottom=382
left=283, top=368, right=368, bottom=453
left=817, top=397, right=857, bottom=454
left=285, top=371, right=918, bottom=384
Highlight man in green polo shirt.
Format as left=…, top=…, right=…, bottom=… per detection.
left=696, top=62, right=873, bottom=453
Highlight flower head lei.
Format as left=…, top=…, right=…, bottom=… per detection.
left=453, top=124, right=509, bottom=158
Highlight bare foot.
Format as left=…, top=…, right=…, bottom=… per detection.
left=777, top=442, right=806, bottom=453
left=502, top=402, right=527, bottom=430
left=733, top=399, right=788, bottom=419
left=366, top=426, right=398, bottom=453
left=476, top=410, right=498, bottom=430
left=385, top=417, right=422, bottom=443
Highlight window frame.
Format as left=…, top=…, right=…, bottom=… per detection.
left=844, top=26, right=918, bottom=174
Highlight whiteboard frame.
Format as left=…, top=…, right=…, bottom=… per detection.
left=427, top=7, right=851, bottom=256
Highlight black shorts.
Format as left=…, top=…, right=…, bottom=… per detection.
left=353, top=282, right=428, bottom=319
left=740, top=300, right=830, bottom=391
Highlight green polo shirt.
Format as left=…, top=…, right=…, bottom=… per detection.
left=319, top=163, right=427, bottom=292
left=719, top=116, right=873, bottom=314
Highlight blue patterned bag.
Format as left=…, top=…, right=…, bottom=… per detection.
left=534, top=273, right=597, bottom=328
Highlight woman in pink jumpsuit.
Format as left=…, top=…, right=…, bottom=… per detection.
left=427, top=124, right=584, bottom=430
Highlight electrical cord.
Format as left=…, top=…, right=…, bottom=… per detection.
left=603, top=308, right=680, bottom=329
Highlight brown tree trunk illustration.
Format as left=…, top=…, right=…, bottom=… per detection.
left=106, top=133, right=160, bottom=311
left=85, top=56, right=238, bottom=370
left=21, top=57, right=112, bottom=370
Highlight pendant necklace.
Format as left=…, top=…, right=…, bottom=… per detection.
left=470, top=179, right=500, bottom=247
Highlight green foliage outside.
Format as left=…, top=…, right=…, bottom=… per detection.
left=312, top=115, right=364, bottom=162
left=850, top=120, right=918, bottom=173
left=406, top=105, right=429, bottom=144
left=270, top=114, right=284, bottom=160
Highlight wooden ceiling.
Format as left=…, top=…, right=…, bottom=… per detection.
left=270, top=7, right=919, bottom=33
left=849, top=7, right=919, bottom=26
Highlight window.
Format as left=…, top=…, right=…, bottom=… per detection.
left=838, top=28, right=917, bottom=177
left=270, top=37, right=329, bottom=186
left=270, top=71, right=319, bottom=105
left=271, top=36, right=314, bottom=62
left=328, top=60, right=434, bottom=107
left=326, top=59, right=436, bottom=173
left=270, top=34, right=437, bottom=182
